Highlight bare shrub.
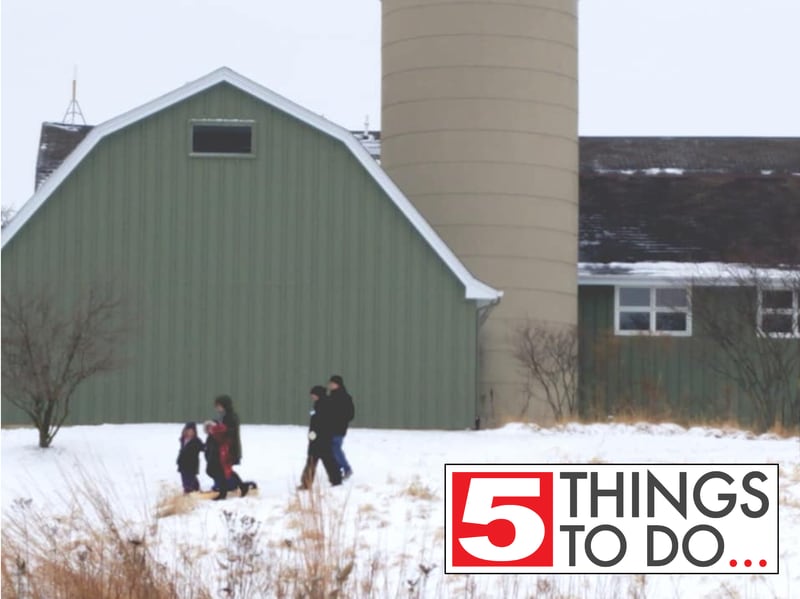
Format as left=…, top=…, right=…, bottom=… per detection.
left=217, top=510, right=266, bottom=599
left=513, top=321, right=579, bottom=422
left=692, top=267, right=800, bottom=432
left=2, top=284, right=131, bottom=447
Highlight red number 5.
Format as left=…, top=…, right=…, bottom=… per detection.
left=450, top=471, right=553, bottom=568
left=459, top=478, right=546, bottom=561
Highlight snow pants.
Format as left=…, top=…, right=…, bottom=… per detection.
left=300, top=448, right=342, bottom=489
left=180, top=472, right=200, bottom=493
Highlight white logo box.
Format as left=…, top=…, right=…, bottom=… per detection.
left=445, top=463, right=779, bottom=575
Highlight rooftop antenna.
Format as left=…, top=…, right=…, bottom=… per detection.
left=62, top=66, right=86, bottom=125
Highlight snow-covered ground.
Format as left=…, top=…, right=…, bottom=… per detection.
left=2, top=422, right=799, bottom=598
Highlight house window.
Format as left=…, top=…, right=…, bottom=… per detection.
left=758, top=288, right=799, bottom=337
left=615, top=286, right=691, bottom=336
left=191, top=121, right=253, bottom=155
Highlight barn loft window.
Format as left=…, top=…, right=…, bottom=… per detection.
left=758, top=288, right=799, bottom=337
left=615, top=286, right=691, bottom=336
left=191, top=120, right=253, bottom=155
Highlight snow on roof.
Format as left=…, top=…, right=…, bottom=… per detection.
left=580, top=137, right=800, bottom=174
left=35, top=122, right=94, bottom=190
left=1, top=68, right=500, bottom=303
left=351, top=130, right=381, bottom=161
left=579, top=261, right=800, bottom=285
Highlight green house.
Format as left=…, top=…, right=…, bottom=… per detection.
left=1, top=68, right=501, bottom=429
left=578, top=138, right=800, bottom=430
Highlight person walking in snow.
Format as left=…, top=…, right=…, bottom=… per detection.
left=176, top=422, right=204, bottom=493
left=207, top=395, right=253, bottom=500
left=203, top=420, right=224, bottom=490
left=327, top=375, right=355, bottom=479
left=298, top=386, right=342, bottom=490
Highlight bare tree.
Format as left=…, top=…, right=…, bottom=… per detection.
left=513, top=322, right=579, bottom=422
left=1, top=206, right=16, bottom=229
left=2, top=285, right=129, bottom=447
left=691, top=267, right=800, bottom=432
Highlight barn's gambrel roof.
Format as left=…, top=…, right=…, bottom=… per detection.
left=2, top=67, right=501, bottom=302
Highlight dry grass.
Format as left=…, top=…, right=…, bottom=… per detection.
left=5, top=475, right=790, bottom=599
left=154, top=486, right=198, bottom=519
left=588, top=412, right=799, bottom=438
left=1, top=484, right=203, bottom=599
left=401, top=476, right=439, bottom=501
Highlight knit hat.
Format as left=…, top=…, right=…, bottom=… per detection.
left=214, top=394, right=233, bottom=413
left=310, top=385, right=327, bottom=400
left=329, top=375, right=344, bottom=387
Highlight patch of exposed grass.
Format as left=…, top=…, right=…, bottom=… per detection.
left=155, top=487, right=198, bottom=519
left=401, top=476, right=438, bottom=501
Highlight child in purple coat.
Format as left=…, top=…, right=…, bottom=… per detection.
left=176, top=422, right=203, bottom=493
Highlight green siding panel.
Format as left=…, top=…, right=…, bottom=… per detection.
left=578, top=286, right=800, bottom=428
left=3, top=83, right=477, bottom=429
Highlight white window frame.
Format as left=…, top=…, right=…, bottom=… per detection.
left=614, top=286, right=692, bottom=337
left=757, top=287, right=800, bottom=338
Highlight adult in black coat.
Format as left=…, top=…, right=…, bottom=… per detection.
left=203, top=419, right=258, bottom=498
left=203, top=424, right=224, bottom=489
left=215, top=394, right=242, bottom=465
left=211, top=395, right=252, bottom=500
left=327, top=375, right=355, bottom=479
left=298, top=386, right=343, bottom=489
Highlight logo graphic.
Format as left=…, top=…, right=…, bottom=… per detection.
left=445, top=464, right=779, bottom=574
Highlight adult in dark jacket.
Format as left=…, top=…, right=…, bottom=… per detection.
left=215, top=394, right=242, bottom=465
left=203, top=423, right=224, bottom=488
left=210, top=395, right=252, bottom=500
left=176, top=422, right=204, bottom=493
left=327, top=375, right=355, bottom=479
left=298, top=386, right=343, bottom=489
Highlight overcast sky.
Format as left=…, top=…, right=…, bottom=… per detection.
left=2, top=0, right=799, bottom=209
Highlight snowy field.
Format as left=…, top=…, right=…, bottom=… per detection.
left=2, top=422, right=799, bottom=598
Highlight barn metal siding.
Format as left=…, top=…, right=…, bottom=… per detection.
left=2, top=83, right=478, bottom=429
left=578, top=285, right=799, bottom=428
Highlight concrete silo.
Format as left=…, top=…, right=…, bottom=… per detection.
left=381, top=0, right=579, bottom=424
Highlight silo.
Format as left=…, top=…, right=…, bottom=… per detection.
left=381, top=0, right=578, bottom=424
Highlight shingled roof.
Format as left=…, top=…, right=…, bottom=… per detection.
left=579, top=137, right=800, bottom=266
left=580, top=137, right=800, bottom=175
left=35, top=122, right=94, bottom=190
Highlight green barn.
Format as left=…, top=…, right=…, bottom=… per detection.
left=4, top=71, right=799, bottom=432
left=1, top=68, right=501, bottom=429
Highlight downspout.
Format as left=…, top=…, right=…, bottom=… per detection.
left=474, top=298, right=501, bottom=430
